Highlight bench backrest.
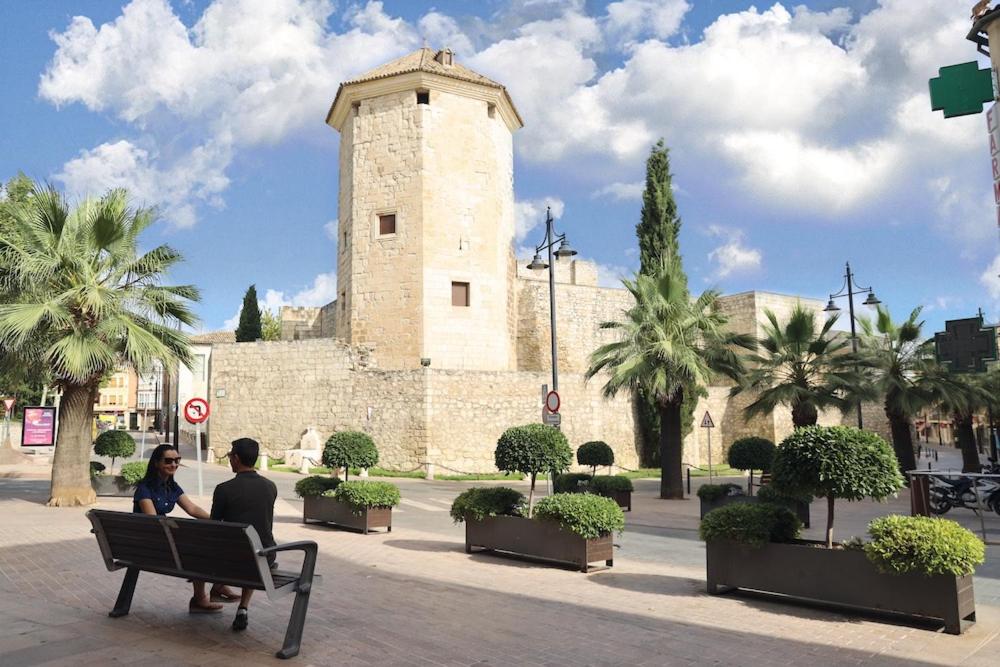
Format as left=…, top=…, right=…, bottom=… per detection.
left=88, top=509, right=272, bottom=591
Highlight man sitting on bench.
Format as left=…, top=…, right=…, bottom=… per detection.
left=211, top=437, right=278, bottom=631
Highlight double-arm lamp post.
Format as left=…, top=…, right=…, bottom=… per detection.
left=823, top=261, right=880, bottom=429
left=527, top=206, right=577, bottom=394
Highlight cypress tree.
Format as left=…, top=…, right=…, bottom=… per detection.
left=235, top=285, right=263, bottom=342
left=634, top=140, right=698, bottom=466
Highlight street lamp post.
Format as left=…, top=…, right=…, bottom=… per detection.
left=527, top=206, right=577, bottom=395
left=823, top=261, right=880, bottom=429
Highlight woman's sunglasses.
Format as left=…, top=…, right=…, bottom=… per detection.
left=162, top=457, right=182, bottom=465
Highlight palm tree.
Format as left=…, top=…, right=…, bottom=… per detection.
left=732, top=305, right=859, bottom=428
left=587, top=259, right=754, bottom=499
left=854, top=306, right=941, bottom=474
left=0, top=185, right=198, bottom=506
left=932, top=369, right=991, bottom=473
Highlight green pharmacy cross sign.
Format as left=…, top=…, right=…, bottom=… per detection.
left=929, top=62, right=994, bottom=118
left=934, top=315, right=998, bottom=374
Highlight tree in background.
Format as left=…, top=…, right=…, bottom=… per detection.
left=0, top=184, right=197, bottom=506
left=261, top=308, right=282, bottom=341
left=235, top=284, right=262, bottom=342
left=633, top=140, right=698, bottom=466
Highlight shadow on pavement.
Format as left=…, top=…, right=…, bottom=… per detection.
left=383, top=538, right=462, bottom=553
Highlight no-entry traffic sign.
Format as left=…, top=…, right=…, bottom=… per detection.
left=183, top=397, right=210, bottom=424
left=545, top=390, right=560, bottom=414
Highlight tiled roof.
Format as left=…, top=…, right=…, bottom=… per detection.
left=342, top=48, right=503, bottom=89
left=189, top=330, right=236, bottom=344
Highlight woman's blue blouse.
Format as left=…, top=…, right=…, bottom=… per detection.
left=132, top=478, right=184, bottom=515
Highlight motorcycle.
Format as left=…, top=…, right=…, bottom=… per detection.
left=928, top=474, right=1000, bottom=515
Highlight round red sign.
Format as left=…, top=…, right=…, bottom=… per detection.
left=183, top=397, right=210, bottom=424
left=545, top=390, right=560, bottom=414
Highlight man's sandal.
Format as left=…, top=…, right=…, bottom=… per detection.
left=210, top=589, right=241, bottom=603
left=188, top=597, right=223, bottom=614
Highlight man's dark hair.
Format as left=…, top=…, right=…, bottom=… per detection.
left=230, top=438, right=260, bottom=467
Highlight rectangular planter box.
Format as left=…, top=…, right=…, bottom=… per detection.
left=302, top=496, right=392, bottom=534
left=595, top=489, right=631, bottom=512
left=92, top=475, right=136, bottom=497
left=700, top=495, right=810, bottom=528
left=706, top=539, right=975, bottom=634
left=465, top=515, right=613, bottom=572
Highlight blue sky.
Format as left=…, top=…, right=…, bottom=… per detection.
left=0, top=0, right=995, bottom=336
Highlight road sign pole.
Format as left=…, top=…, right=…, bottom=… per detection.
left=195, top=422, right=203, bottom=499
left=707, top=427, right=713, bottom=483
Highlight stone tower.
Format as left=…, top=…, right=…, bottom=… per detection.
left=326, top=48, right=523, bottom=370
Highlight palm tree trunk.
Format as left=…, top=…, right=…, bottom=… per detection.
left=791, top=401, right=818, bottom=428
left=658, top=397, right=684, bottom=499
left=954, top=411, right=981, bottom=473
left=886, top=408, right=917, bottom=476
left=48, top=382, right=98, bottom=507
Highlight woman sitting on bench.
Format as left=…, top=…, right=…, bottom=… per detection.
left=134, top=444, right=239, bottom=613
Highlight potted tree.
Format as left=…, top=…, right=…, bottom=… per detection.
left=696, top=482, right=748, bottom=519
left=296, top=432, right=400, bottom=533
left=577, top=441, right=614, bottom=476
left=91, top=431, right=138, bottom=496
left=588, top=475, right=634, bottom=511
left=725, top=436, right=774, bottom=494
left=91, top=460, right=146, bottom=497
left=452, top=486, right=623, bottom=572
left=702, top=425, right=982, bottom=634
left=494, top=424, right=572, bottom=517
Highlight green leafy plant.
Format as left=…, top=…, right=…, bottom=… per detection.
left=756, top=484, right=813, bottom=506
left=588, top=475, right=634, bottom=494
left=727, top=436, right=775, bottom=492
left=331, top=480, right=400, bottom=512
left=495, top=424, right=572, bottom=516
left=699, top=502, right=801, bottom=548
left=864, top=515, right=985, bottom=577
left=119, top=461, right=146, bottom=486
left=93, top=430, right=136, bottom=473
left=696, top=483, right=743, bottom=502
left=533, top=493, right=625, bottom=540
left=322, top=431, right=378, bottom=481
left=294, top=475, right=342, bottom=498
left=771, top=426, right=903, bottom=548
left=89, top=461, right=106, bottom=479
left=577, top=441, right=614, bottom=476
left=554, top=472, right=593, bottom=494
left=450, top=487, right=526, bottom=523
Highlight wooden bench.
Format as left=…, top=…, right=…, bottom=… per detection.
left=87, top=509, right=319, bottom=659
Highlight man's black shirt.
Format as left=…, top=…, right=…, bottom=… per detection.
left=211, top=471, right=278, bottom=555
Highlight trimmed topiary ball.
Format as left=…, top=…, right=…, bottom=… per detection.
left=93, top=430, right=136, bottom=472
left=864, top=515, right=985, bottom=577
left=496, top=423, right=572, bottom=516
left=727, top=436, right=775, bottom=472
left=533, top=492, right=625, bottom=539
left=577, top=441, right=614, bottom=475
left=322, top=431, right=378, bottom=480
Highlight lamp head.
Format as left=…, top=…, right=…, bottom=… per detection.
left=527, top=254, right=549, bottom=270
left=823, top=298, right=841, bottom=313
left=554, top=239, right=577, bottom=259
left=863, top=291, right=881, bottom=306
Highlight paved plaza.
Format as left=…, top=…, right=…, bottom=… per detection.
left=2, top=444, right=1000, bottom=666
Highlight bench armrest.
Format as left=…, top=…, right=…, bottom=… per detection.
left=258, top=541, right=318, bottom=593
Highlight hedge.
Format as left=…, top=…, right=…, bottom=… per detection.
left=450, top=487, right=525, bottom=523
left=588, top=475, right=634, bottom=494
left=331, top=480, right=400, bottom=511
left=554, top=472, right=593, bottom=494
left=294, top=475, right=342, bottom=498
left=119, top=461, right=147, bottom=485
left=533, top=493, right=625, bottom=540
left=864, top=515, right=985, bottom=577
left=699, top=502, right=801, bottom=548
left=696, top=483, right=743, bottom=502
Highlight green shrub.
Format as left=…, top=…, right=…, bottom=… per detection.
left=771, top=426, right=903, bottom=547
left=756, top=484, right=813, bottom=506
left=533, top=493, right=625, bottom=539
left=696, top=483, right=744, bottom=502
left=93, top=430, right=136, bottom=471
left=588, top=475, right=634, bottom=494
left=699, top=502, right=801, bottom=547
left=322, top=431, right=378, bottom=480
left=577, top=441, right=614, bottom=474
left=495, top=424, right=572, bottom=516
left=89, top=461, right=106, bottom=479
left=727, top=437, right=775, bottom=472
left=119, top=461, right=147, bottom=485
left=554, top=472, right=593, bottom=493
left=294, top=475, right=342, bottom=498
left=331, top=480, right=400, bottom=512
left=450, top=487, right=525, bottom=523
left=864, top=515, right=985, bottom=577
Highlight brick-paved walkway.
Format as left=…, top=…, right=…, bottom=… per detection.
left=2, top=471, right=1000, bottom=665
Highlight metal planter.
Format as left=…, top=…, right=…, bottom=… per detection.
left=699, top=494, right=753, bottom=519
left=302, top=496, right=392, bottom=534
left=705, top=539, right=976, bottom=634
left=596, top=489, right=631, bottom=512
left=92, top=475, right=136, bottom=497
left=465, top=515, right=613, bottom=572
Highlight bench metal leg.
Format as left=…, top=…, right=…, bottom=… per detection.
left=109, top=567, right=140, bottom=618
left=276, top=588, right=312, bottom=659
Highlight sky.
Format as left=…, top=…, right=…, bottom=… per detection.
left=0, top=0, right=997, bottom=336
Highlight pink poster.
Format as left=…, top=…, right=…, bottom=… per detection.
left=21, top=407, right=56, bottom=447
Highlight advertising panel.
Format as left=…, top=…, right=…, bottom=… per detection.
left=21, top=406, right=57, bottom=447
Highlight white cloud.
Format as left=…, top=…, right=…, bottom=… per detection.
left=418, top=12, right=475, bottom=57
left=604, top=0, right=690, bottom=42
left=324, top=219, right=339, bottom=241
left=514, top=196, right=564, bottom=243
left=592, top=181, right=642, bottom=201
left=223, top=271, right=339, bottom=330
left=592, top=260, right=631, bottom=288
left=981, top=255, right=1000, bottom=301
left=706, top=225, right=762, bottom=280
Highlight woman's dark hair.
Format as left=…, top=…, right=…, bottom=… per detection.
left=142, top=444, right=180, bottom=488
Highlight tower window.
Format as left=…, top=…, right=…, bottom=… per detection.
left=378, top=214, right=396, bottom=235
left=451, top=282, right=470, bottom=307
left=416, top=90, right=430, bottom=105
left=487, top=103, right=496, bottom=119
